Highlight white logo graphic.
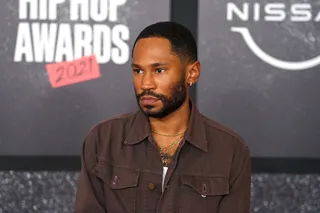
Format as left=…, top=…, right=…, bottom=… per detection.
left=14, top=0, right=129, bottom=65
left=227, top=3, right=320, bottom=70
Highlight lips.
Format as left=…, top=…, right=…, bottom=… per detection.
left=140, top=96, right=159, bottom=105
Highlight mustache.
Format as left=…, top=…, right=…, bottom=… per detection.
left=136, top=90, right=165, bottom=101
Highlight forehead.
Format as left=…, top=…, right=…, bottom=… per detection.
left=132, top=37, right=179, bottom=65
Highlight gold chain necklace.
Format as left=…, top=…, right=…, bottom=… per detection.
left=159, top=136, right=184, bottom=166
left=159, top=135, right=184, bottom=152
left=152, top=126, right=188, bottom=137
left=152, top=126, right=187, bottom=166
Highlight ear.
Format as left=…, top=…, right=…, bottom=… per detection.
left=186, top=60, right=200, bottom=86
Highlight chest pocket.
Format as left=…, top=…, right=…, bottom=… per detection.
left=93, top=161, right=140, bottom=213
left=179, top=175, right=229, bottom=213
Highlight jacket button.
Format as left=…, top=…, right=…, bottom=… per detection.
left=148, top=183, right=155, bottom=190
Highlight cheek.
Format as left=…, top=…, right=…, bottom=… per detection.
left=133, top=84, right=141, bottom=95
left=154, top=78, right=171, bottom=93
left=133, top=76, right=140, bottom=88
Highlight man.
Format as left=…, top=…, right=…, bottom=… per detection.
left=74, top=21, right=251, bottom=213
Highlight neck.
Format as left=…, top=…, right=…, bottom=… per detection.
left=149, top=99, right=191, bottom=135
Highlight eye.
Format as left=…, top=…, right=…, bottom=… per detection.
left=133, top=69, right=143, bottom=74
left=155, top=68, right=165, bottom=73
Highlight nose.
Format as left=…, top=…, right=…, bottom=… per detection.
left=141, top=72, right=156, bottom=91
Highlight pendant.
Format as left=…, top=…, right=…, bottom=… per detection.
left=163, top=159, right=167, bottom=165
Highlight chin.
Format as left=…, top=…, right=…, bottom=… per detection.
left=141, top=107, right=161, bottom=116
left=142, top=108, right=171, bottom=119
left=142, top=106, right=159, bottom=113
left=140, top=102, right=162, bottom=110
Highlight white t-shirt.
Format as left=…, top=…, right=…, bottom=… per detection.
left=162, top=166, right=168, bottom=191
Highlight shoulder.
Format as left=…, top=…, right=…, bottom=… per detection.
left=201, top=114, right=250, bottom=154
left=80, top=111, right=140, bottom=165
left=90, top=111, right=139, bottom=133
left=83, top=111, right=139, bottom=145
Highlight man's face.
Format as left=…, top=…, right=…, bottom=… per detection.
left=132, top=37, right=187, bottom=118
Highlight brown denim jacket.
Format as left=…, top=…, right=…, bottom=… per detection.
left=74, top=102, right=251, bottom=213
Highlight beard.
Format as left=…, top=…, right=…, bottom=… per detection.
left=135, top=77, right=187, bottom=118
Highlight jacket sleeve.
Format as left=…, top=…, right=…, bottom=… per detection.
left=74, top=129, right=107, bottom=213
left=217, top=143, right=251, bottom=213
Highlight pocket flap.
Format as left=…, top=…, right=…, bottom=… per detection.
left=92, top=161, right=140, bottom=189
left=180, top=175, right=229, bottom=196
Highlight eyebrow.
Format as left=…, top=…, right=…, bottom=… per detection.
left=131, top=62, right=169, bottom=68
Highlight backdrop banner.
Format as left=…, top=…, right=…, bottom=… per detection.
left=0, top=0, right=170, bottom=155
left=198, top=0, right=320, bottom=157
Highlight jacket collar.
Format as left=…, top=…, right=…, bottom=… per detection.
left=124, top=99, right=208, bottom=152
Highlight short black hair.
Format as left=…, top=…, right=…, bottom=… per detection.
left=132, top=21, right=198, bottom=63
